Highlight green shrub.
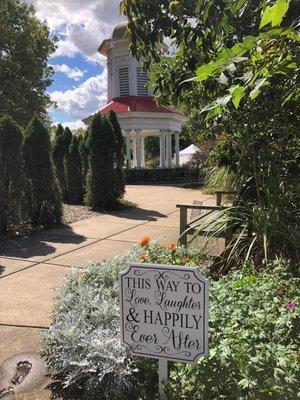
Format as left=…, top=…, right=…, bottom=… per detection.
left=62, top=126, right=73, bottom=202
left=0, top=116, right=28, bottom=234
left=125, top=167, right=202, bottom=183
left=108, top=110, right=125, bottom=201
left=63, top=127, right=73, bottom=149
left=84, top=114, right=116, bottom=210
left=189, top=169, right=300, bottom=269
left=52, top=124, right=67, bottom=200
left=203, top=165, right=239, bottom=194
left=65, top=135, right=84, bottom=204
left=167, top=260, right=300, bottom=400
left=145, top=136, right=160, bottom=161
left=24, top=116, right=62, bottom=227
left=44, top=241, right=299, bottom=400
left=78, top=130, right=90, bottom=193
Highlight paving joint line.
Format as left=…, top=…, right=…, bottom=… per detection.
left=0, top=260, right=44, bottom=280
left=0, top=323, right=49, bottom=330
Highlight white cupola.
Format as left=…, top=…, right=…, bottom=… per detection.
left=98, top=21, right=151, bottom=102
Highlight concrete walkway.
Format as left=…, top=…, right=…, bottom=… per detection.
left=0, top=184, right=213, bottom=397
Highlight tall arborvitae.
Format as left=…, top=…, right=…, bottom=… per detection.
left=85, top=114, right=116, bottom=209
left=64, top=127, right=73, bottom=149
left=0, top=117, right=28, bottom=234
left=24, top=117, right=62, bottom=227
left=52, top=124, right=67, bottom=200
left=108, top=110, right=126, bottom=201
left=62, top=126, right=73, bottom=203
left=65, top=135, right=84, bottom=204
left=78, top=130, right=90, bottom=192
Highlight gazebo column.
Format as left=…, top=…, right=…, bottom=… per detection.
left=125, top=130, right=132, bottom=169
left=132, top=136, right=137, bottom=168
left=165, top=131, right=172, bottom=168
left=175, top=132, right=180, bottom=167
left=141, top=136, right=145, bottom=168
left=136, top=130, right=142, bottom=169
left=160, top=131, right=166, bottom=168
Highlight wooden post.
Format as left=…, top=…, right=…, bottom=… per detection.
left=216, top=192, right=222, bottom=206
left=159, top=359, right=168, bottom=400
left=179, top=207, right=188, bottom=246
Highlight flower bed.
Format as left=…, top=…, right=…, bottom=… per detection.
left=44, top=240, right=300, bottom=400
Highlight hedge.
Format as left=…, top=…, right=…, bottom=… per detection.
left=125, top=167, right=203, bottom=184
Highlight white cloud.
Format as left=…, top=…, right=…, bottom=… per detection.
left=50, top=70, right=107, bottom=120
left=25, top=0, right=125, bottom=61
left=53, top=38, right=78, bottom=58
left=62, top=120, right=87, bottom=131
left=50, top=63, right=86, bottom=80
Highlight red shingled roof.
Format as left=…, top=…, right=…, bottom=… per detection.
left=100, top=96, right=183, bottom=115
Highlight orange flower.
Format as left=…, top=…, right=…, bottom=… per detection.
left=169, top=241, right=176, bottom=250
left=139, top=236, right=150, bottom=247
left=139, top=254, right=148, bottom=262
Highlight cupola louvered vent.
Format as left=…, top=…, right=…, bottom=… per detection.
left=119, top=67, right=130, bottom=97
left=137, top=67, right=148, bottom=96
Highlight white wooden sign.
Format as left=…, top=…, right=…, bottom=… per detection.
left=119, top=263, right=209, bottom=363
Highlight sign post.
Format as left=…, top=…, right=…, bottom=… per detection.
left=159, top=358, right=168, bottom=400
left=119, top=263, right=209, bottom=399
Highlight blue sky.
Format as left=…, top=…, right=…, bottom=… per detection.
left=25, top=0, right=124, bottom=130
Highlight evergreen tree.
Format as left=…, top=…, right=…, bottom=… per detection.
left=85, top=114, right=116, bottom=209
left=63, top=126, right=73, bottom=203
left=24, top=116, right=62, bottom=227
left=78, top=130, right=90, bottom=192
left=64, top=127, right=73, bottom=149
left=65, top=135, right=84, bottom=204
left=108, top=110, right=126, bottom=201
left=0, top=117, right=28, bottom=234
left=52, top=124, right=67, bottom=200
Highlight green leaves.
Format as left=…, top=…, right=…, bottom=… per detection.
left=195, top=59, right=228, bottom=82
left=167, top=261, right=300, bottom=400
left=0, top=0, right=56, bottom=126
left=260, top=0, right=291, bottom=29
left=201, top=85, right=246, bottom=120
left=204, top=105, right=222, bottom=121
left=230, top=85, right=246, bottom=109
left=249, top=77, right=269, bottom=100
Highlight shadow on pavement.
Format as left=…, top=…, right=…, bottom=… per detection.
left=0, top=264, right=4, bottom=276
left=108, top=206, right=168, bottom=221
left=0, top=231, right=86, bottom=260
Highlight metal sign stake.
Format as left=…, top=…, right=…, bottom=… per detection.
left=159, top=359, right=168, bottom=400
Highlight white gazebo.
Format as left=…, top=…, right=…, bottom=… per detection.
left=84, top=21, right=187, bottom=169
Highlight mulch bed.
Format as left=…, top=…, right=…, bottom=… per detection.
left=62, top=204, right=101, bottom=224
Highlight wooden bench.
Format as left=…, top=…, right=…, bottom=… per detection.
left=176, top=191, right=237, bottom=246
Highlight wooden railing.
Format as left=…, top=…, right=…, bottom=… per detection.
left=176, top=191, right=237, bottom=246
